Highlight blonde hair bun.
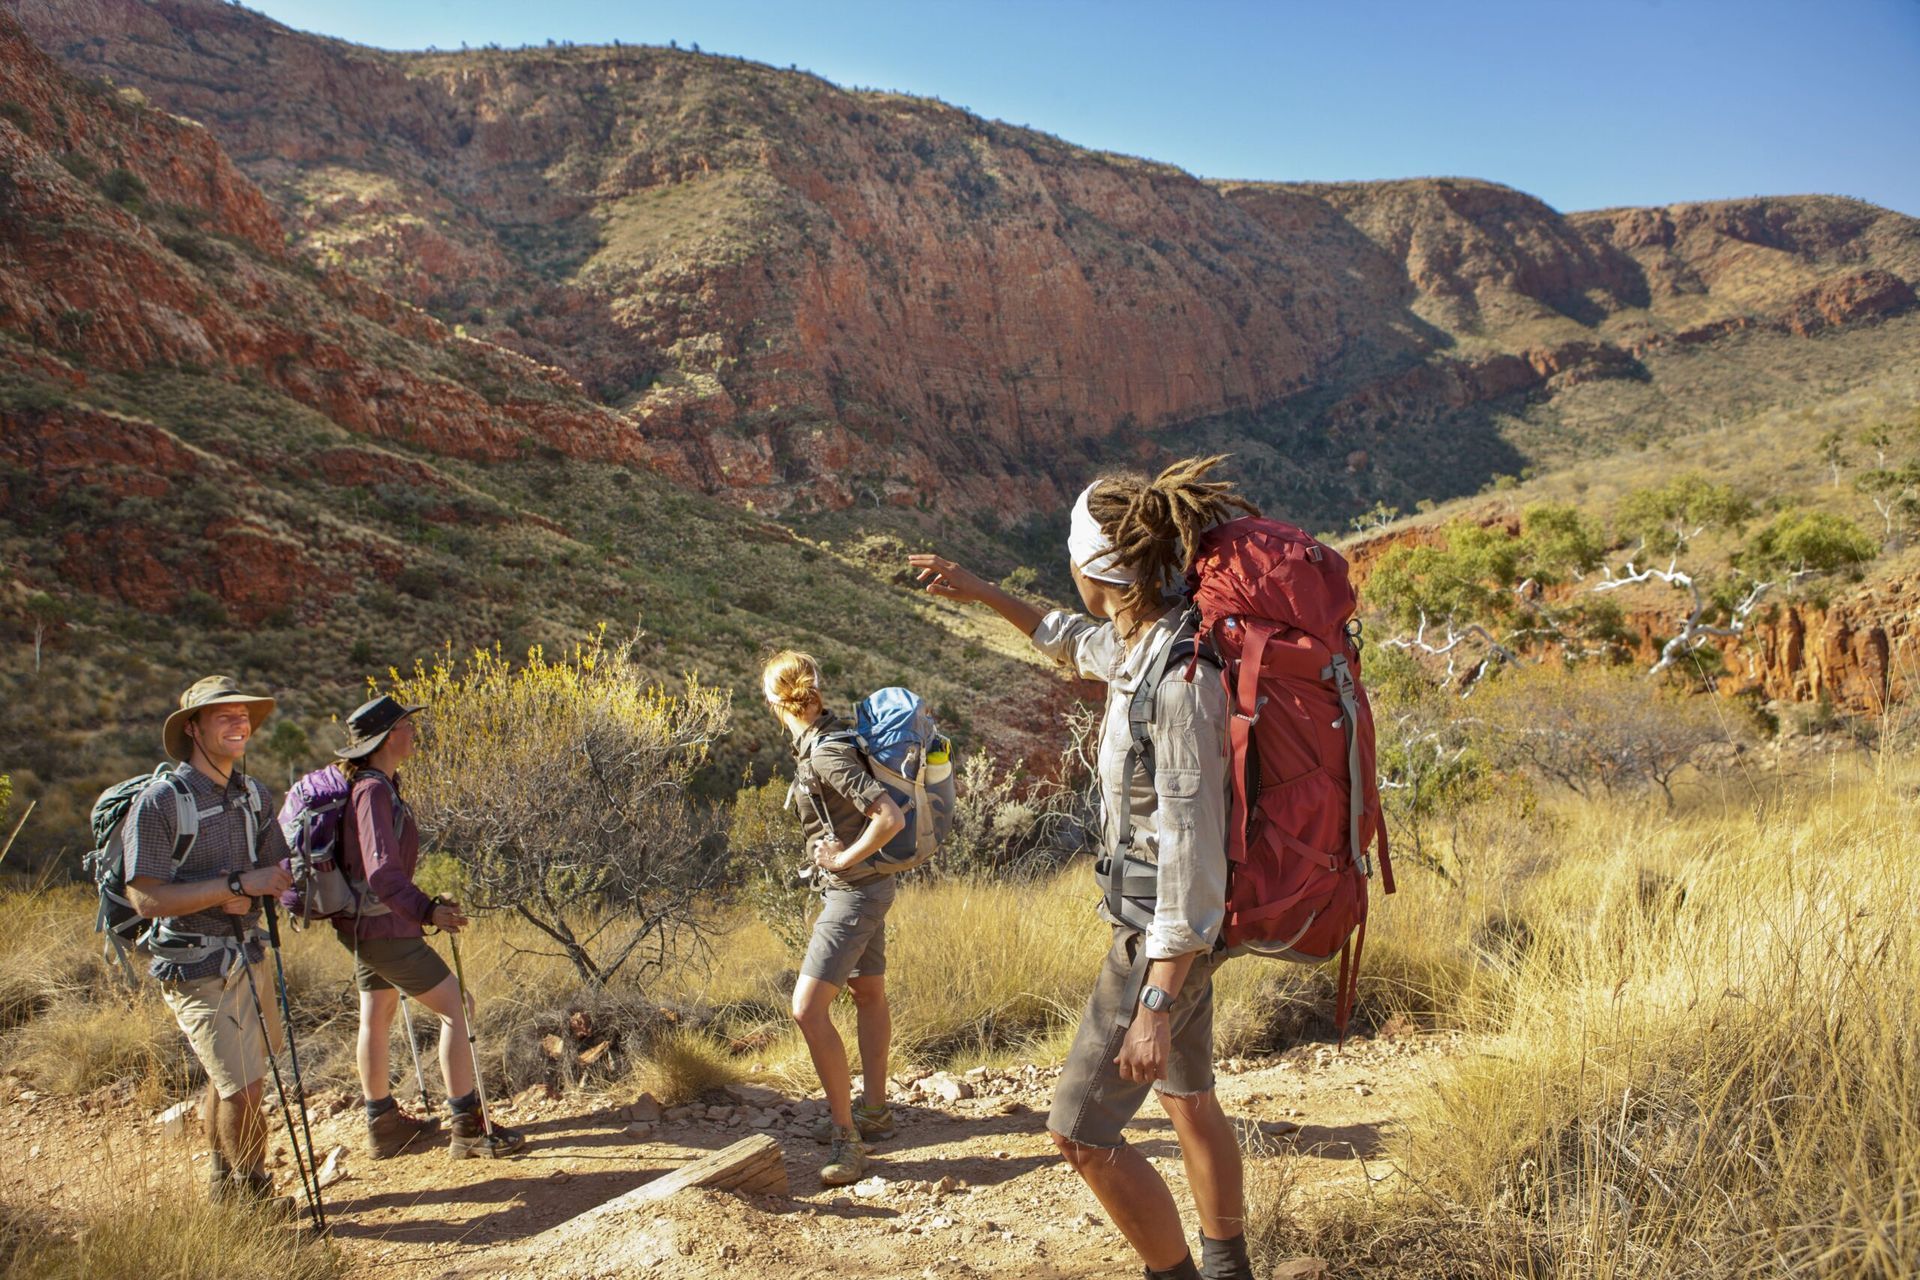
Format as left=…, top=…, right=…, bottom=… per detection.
left=762, top=650, right=823, bottom=715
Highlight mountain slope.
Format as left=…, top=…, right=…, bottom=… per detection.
left=0, top=12, right=1063, bottom=865
left=18, top=0, right=1918, bottom=528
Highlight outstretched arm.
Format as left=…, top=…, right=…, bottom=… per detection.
left=908, top=554, right=1044, bottom=637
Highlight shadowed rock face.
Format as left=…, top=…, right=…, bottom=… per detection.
left=0, top=11, right=668, bottom=623
left=17, top=0, right=1918, bottom=517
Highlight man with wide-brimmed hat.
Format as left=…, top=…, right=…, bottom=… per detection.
left=124, top=676, right=296, bottom=1207
left=332, top=694, right=527, bottom=1160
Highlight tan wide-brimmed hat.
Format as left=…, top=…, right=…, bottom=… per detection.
left=162, top=675, right=276, bottom=762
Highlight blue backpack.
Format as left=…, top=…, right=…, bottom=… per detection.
left=803, top=688, right=956, bottom=875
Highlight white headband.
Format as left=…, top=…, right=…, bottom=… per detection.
left=1069, top=484, right=1136, bottom=585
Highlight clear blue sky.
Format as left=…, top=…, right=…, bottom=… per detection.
left=247, top=0, right=1920, bottom=216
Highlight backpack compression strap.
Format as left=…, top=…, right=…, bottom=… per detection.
left=1322, top=654, right=1371, bottom=879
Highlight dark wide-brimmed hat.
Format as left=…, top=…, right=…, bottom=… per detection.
left=335, top=694, right=426, bottom=761
left=163, top=675, right=276, bottom=762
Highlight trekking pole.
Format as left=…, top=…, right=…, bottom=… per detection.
left=257, top=899, right=327, bottom=1232
left=228, top=917, right=324, bottom=1231
left=443, top=928, right=497, bottom=1138
left=396, top=995, right=433, bottom=1115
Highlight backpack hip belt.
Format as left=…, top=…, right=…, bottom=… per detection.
left=147, top=920, right=263, bottom=975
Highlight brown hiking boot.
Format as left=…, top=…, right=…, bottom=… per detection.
left=366, top=1102, right=438, bottom=1158
left=213, top=1169, right=298, bottom=1219
left=809, top=1102, right=895, bottom=1144
left=819, top=1124, right=870, bottom=1188
left=448, top=1109, right=526, bottom=1159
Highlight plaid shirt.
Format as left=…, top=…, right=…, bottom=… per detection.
left=121, top=763, right=290, bottom=982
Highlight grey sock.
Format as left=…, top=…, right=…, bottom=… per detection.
left=1145, top=1255, right=1202, bottom=1280
left=208, top=1150, right=231, bottom=1182
left=448, top=1090, right=480, bottom=1115
left=1200, top=1233, right=1253, bottom=1280
left=365, top=1095, right=396, bottom=1121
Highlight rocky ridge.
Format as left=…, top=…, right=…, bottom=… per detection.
left=18, top=0, right=1920, bottom=518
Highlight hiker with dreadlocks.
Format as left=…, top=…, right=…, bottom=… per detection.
left=909, top=456, right=1259, bottom=1280
left=122, top=677, right=297, bottom=1210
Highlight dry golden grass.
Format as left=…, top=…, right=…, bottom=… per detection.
left=1246, top=759, right=1920, bottom=1278
left=1, top=1186, right=344, bottom=1280
left=629, top=1026, right=742, bottom=1106
left=7, top=759, right=1915, bottom=1276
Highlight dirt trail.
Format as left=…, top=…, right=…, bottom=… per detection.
left=1, top=1031, right=1458, bottom=1279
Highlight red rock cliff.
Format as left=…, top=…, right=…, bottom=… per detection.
left=20, top=0, right=1918, bottom=516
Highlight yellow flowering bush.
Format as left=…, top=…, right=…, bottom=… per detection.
left=386, top=627, right=730, bottom=986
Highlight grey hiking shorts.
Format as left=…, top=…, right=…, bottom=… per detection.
left=1047, top=926, right=1221, bottom=1149
left=800, top=878, right=896, bottom=988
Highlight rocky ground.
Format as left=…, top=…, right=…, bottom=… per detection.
left=0, top=1027, right=1459, bottom=1279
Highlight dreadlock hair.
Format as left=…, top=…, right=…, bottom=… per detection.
left=1084, top=454, right=1260, bottom=619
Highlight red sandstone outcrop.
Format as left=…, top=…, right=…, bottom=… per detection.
left=1344, top=519, right=1916, bottom=715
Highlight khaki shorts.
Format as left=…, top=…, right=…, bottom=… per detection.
left=163, top=963, right=284, bottom=1100
left=800, top=880, right=895, bottom=988
left=1047, top=927, right=1221, bottom=1149
left=341, top=934, right=453, bottom=997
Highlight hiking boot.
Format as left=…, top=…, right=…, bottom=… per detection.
left=819, top=1124, right=870, bottom=1188
left=214, top=1169, right=298, bottom=1219
left=448, top=1109, right=526, bottom=1159
left=366, top=1102, right=438, bottom=1159
left=810, top=1102, right=895, bottom=1144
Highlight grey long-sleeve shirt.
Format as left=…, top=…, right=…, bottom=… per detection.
left=1031, top=608, right=1230, bottom=959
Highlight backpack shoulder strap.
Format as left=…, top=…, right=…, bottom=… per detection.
left=228, top=772, right=267, bottom=868
left=1124, top=612, right=1217, bottom=779
left=1106, top=613, right=1211, bottom=925
left=160, top=769, right=198, bottom=865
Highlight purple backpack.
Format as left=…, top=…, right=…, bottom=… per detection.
left=276, top=765, right=357, bottom=922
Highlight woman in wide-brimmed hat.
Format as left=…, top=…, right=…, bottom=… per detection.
left=331, top=694, right=526, bottom=1161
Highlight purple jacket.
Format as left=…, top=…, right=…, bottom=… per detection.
left=336, top=768, right=435, bottom=939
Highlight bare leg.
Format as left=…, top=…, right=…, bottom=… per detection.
left=409, top=974, right=474, bottom=1098
left=202, top=1079, right=222, bottom=1162
left=1162, top=1088, right=1245, bottom=1239
left=1052, top=1132, right=1190, bottom=1271
left=214, top=1079, right=269, bottom=1176
left=792, top=974, right=853, bottom=1128
left=846, top=974, right=890, bottom=1107
left=357, top=987, right=399, bottom=1102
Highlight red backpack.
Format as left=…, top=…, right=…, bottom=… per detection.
left=1106, top=516, right=1393, bottom=1038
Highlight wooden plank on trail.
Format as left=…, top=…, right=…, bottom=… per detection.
left=583, top=1134, right=789, bottom=1220
left=449, top=1135, right=790, bottom=1277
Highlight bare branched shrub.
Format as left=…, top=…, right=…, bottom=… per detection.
left=941, top=701, right=1099, bottom=878
left=728, top=773, right=812, bottom=960
left=1474, top=663, right=1738, bottom=808
left=388, top=628, right=730, bottom=987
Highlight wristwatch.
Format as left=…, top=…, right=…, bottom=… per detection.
left=1140, top=984, right=1172, bottom=1013
left=227, top=871, right=246, bottom=897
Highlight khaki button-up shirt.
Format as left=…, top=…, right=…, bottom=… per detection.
left=1032, top=607, right=1230, bottom=959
